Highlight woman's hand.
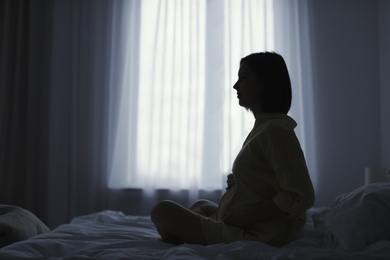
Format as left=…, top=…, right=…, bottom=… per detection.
left=226, top=173, right=235, bottom=190
left=189, top=199, right=218, bottom=217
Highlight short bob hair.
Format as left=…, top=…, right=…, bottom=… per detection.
left=240, top=52, right=292, bottom=114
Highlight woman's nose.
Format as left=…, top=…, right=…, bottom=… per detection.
left=233, top=81, right=238, bottom=90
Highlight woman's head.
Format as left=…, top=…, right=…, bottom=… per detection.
left=233, top=52, right=292, bottom=115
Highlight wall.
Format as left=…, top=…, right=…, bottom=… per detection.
left=309, top=0, right=382, bottom=206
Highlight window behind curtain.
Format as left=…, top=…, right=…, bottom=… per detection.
left=109, top=0, right=274, bottom=192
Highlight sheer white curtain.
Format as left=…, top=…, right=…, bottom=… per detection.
left=109, top=0, right=276, bottom=192
left=109, top=0, right=318, bottom=195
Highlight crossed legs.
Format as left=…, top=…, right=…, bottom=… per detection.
left=150, top=199, right=218, bottom=245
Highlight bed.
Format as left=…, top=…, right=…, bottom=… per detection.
left=1, top=183, right=390, bottom=259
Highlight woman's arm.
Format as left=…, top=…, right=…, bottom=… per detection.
left=262, top=123, right=315, bottom=215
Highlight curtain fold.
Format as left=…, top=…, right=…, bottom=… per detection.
left=0, top=0, right=134, bottom=228
left=46, top=0, right=134, bottom=228
left=0, top=0, right=52, bottom=224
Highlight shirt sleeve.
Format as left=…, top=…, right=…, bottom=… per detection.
left=260, top=121, right=315, bottom=215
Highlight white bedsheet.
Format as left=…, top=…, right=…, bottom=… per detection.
left=1, top=184, right=390, bottom=259
left=0, top=209, right=388, bottom=259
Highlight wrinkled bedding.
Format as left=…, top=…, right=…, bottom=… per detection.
left=0, top=183, right=390, bottom=259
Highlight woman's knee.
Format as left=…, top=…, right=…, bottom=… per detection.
left=151, top=200, right=175, bottom=224
left=151, top=200, right=207, bottom=245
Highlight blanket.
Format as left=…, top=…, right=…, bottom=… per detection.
left=1, top=183, right=390, bottom=259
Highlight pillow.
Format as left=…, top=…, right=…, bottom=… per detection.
left=0, top=205, right=50, bottom=248
left=323, top=182, right=390, bottom=251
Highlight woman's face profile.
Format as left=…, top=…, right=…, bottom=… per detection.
left=233, top=62, right=261, bottom=112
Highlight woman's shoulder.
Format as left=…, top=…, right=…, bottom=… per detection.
left=256, top=113, right=296, bottom=132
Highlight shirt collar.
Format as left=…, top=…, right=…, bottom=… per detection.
left=254, top=113, right=297, bottom=129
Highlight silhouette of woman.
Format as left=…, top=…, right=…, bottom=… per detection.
left=151, top=52, right=315, bottom=247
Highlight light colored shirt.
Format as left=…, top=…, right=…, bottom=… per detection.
left=201, top=113, right=315, bottom=246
